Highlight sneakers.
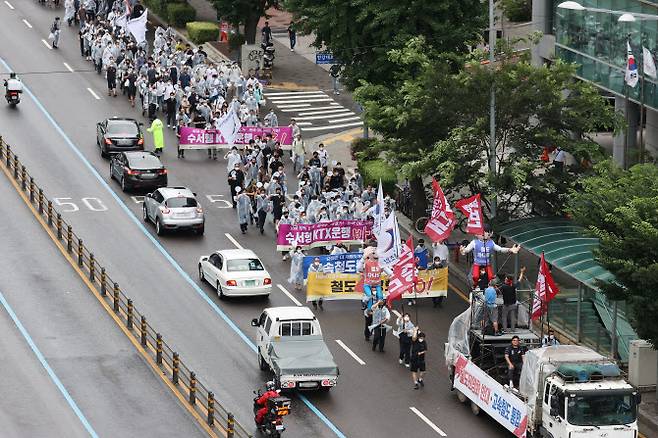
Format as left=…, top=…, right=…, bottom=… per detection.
left=399, top=359, right=403, bottom=365
left=509, top=381, right=514, bottom=389
left=413, top=382, right=419, bottom=390
left=405, top=363, right=410, bottom=368
left=282, top=255, right=288, bottom=261
left=419, top=379, right=424, bottom=387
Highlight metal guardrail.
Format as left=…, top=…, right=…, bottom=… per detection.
left=0, top=136, right=252, bottom=438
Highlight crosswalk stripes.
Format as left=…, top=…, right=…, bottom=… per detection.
left=264, top=90, right=363, bottom=132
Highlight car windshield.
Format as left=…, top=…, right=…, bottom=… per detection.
left=226, top=258, right=264, bottom=272
left=129, top=154, right=162, bottom=169
left=107, top=121, right=139, bottom=136
left=567, top=392, right=636, bottom=426
left=166, top=197, right=197, bottom=208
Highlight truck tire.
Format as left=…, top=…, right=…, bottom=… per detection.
left=258, top=352, right=269, bottom=371
left=457, top=390, right=467, bottom=403
left=470, top=401, right=481, bottom=416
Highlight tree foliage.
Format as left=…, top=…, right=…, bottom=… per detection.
left=283, top=0, right=485, bottom=89
left=213, top=0, right=278, bottom=44
left=355, top=38, right=621, bottom=224
left=568, top=162, right=658, bottom=349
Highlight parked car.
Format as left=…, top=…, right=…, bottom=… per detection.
left=251, top=307, right=339, bottom=391
left=110, top=151, right=167, bottom=192
left=142, top=186, right=204, bottom=235
left=97, top=117, right=144, bottom=157
left=198, top=249, right=272, bottom=298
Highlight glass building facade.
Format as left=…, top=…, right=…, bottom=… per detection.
left=554, top=0, right=658, bottom=108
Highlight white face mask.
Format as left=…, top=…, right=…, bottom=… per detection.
left=403, top=316, right=410, bottom=322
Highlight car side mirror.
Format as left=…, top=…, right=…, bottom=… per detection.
left=251, top=318, right=259, bottom=327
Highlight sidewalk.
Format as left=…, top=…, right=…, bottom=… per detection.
left=639, top=399, right=658, bottom=438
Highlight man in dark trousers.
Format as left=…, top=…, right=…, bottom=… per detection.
left=504, top=335, right=527, bottom=389
left=371, top=300, right=390, bottom=352
left=227, top=163, right=244, bottom=208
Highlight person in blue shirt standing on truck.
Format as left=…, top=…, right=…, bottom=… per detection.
left=484, top=281, right=501, bottom=335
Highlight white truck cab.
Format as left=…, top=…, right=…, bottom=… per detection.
left=251, top=307, right=339, bottom=391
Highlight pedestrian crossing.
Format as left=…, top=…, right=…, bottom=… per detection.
left=264, top=91, right=364, bottom=133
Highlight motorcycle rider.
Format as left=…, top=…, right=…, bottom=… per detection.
left=254, top=381, right=279, bottom=425
left=4, top=72, right=23, bottom=100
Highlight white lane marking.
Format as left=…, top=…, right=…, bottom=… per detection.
left=41, top=39, right=52, bottom=49
left=4, top=1, right=15, bottom=9
left=297, top=122, right=312, bottom=126
left=267, top=93, right=327, bottom=100
left=225, top=232, right=243, bottom=249
left=335, top=340, right=366, bottom=365
left=277, top=284, right=303, bottom=307
left=63, top=62, right=74, bottom=72
left=276, top=103, right=312, bottom=109
left=329, top=116, right=362, bottom=123
left=410, top=407, right=447, bottom=436
left=298, top=108, right=352, bottom=116
left=264, top=91, right=325, bottom=96
left=22, top=19, right=32, bottom=28
left=280, top=104, right=340, bottom=112
left=302, top=122, right=364, bottom=131
left=294, top=113, right=356, bottom=121
left=86, top=88, right=101, bottom=100
left=269, top=98, right=332, bottom=104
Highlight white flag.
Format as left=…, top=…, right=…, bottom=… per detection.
left=217, top=109, right=242, bottom=145
left=376, top=212, right=401, bottom=268
left=644, top=46, right=657, bottom=79
left=626, top=41, right=639, bottom=87
left=372, top=180, right=385, bottom=237
left=126, top=9, right=148, bottom=44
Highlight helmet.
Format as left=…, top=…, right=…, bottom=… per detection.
left=9, top=72, right=16, bottom=79
left=266, top=381, right=276, bottom=391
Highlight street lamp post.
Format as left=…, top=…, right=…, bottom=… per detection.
left=489, top=0, right=497, bottom=218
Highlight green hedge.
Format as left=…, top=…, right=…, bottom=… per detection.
left=501, top=0, right=531, bottom=22
left=142, top=0, right=164, bottom=15
left=186, top=21, right=219, bottom=44
left=166, top=2, right=196, bottom=27
left=228, top=32, right=245, bottom=51
left=358, top=159, right=397, bottom=195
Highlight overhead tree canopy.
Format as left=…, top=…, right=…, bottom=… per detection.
left=213, top=0, right=279, bottom=44
left=355, top=38, right=621, bottom=224
left=283, top=0, right=485, bottom=89
left=568, top=162, right=658, bottom=349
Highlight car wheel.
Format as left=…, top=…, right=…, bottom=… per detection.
left=109, top=164, right=114, bottom=181
left=121, top=176, right=129, bottom=192
left=195, top=225, right=204, bottom=236
left=217, top=281, right=225, bottom=299
left=258, top=352, right=269, bottom=371
left=101, top=147, right=108, bottom=158
left=155, top=219, right=164, bottom=236
left=142, top=205, right=149, bottom=223
left=198, top=265, right=205, bottom=282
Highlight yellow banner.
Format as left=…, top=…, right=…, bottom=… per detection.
left=306, top=268, right=448, bottom=301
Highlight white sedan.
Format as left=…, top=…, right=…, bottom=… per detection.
left=198, top=249, right=272, bottom=298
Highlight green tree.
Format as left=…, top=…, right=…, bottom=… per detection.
left=213, top=0, right=278, bottom=44
left=283, top=0, right=485, bottom=89
left=568, top=162, right=658, bottom=371
left=355, top=38, right=620, bottom=223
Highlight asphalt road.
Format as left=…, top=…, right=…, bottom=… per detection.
left=0, top=160, right=208, bottom=437
left=0, top=2, right=511, bottom=437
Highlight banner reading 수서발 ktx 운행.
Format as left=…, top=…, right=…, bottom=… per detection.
left=302, top=252, right=362, bottom=278
left=178, top=126, right=293, bottom=149
left=305, top=268, right=448, bottom=301
left=276, top=220, right=372, bottom=251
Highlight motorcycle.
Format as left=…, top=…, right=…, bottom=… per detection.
left=5, top=90, right=20, bottom=106
left=261, top=42, right=275, bottom=69
left=253, top=389, right=291, bottom=437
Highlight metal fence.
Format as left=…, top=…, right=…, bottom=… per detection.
left=0, top=136, right=252, bottom=438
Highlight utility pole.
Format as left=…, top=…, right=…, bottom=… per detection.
left=489, top=0, right=497, bottom=218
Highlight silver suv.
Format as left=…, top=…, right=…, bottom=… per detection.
left=143, top=187, right=204, bottom=235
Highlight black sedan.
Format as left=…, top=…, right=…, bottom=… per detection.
left=110, top=151, right=167, bottom=192
left=96, top=117, right=144, bottom=157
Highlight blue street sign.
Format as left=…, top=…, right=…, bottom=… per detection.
left=315, top=51, right=335, bottom=65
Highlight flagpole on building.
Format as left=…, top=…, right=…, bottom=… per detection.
left=640, top=73, right=645, bottom=164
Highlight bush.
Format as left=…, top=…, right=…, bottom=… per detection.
left=186, top=21, right=219, bottom=44
left=350, top=137, right=377, bottom=161
left=166, top=2, right=196, bottom=27
left=228, top=32, right=245, bottom=51
left=358, top=159, right=397, bottom=195
left=143, top=0, right=164, bottom=15
left=501, top=0, right=531, bottom=22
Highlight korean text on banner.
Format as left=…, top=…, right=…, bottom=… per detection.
left=179, top=126, right=294, bottom=150
left=306, top=268, right=448, bottom=302
left=277, top=220, right=372, bottom=251
left=452, top=354, right=528, bottom=437
left=455, top=194, right=485, bottom=235
left=301, top=252, right=361, bottom=278
left=424, top=178, right=456, bottom=242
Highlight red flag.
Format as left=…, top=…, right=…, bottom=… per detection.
left=531, top=253, right=559, bottom=321
left=424, top=178, right=456, bottom=242
left=386, top=236, right=416, bottom=307
left=455, top=194, right=485, bottom=235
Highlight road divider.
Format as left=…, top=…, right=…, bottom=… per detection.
left=0, top=136, right=252, bottom=438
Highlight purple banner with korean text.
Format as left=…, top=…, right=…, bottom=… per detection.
left=179, top=126, right=294, bottom=149
left=276, top=220, right=373, bottom=251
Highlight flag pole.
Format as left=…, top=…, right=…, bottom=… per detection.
left=640, top=59, right=646, bottom=164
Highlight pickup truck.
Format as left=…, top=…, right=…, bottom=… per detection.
left=251, top=306, right=339, bottom=391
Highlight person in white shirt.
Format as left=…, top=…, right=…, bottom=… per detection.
left=553, top=147, right=566, bottom=172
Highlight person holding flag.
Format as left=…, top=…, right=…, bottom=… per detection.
left=531, top=252, right=559, bottom=322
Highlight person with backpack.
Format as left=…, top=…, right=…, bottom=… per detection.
left=50, top=17, right=61, bottom=49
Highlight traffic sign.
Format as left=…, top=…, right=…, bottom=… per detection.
left=315, top=51, right=335, bottom=65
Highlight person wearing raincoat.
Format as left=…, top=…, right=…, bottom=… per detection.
left=288, top=246, right=305, bottom=291
left=147, top=118, right=164, bottom=155
left=235, top=187, right=251, bottom=234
